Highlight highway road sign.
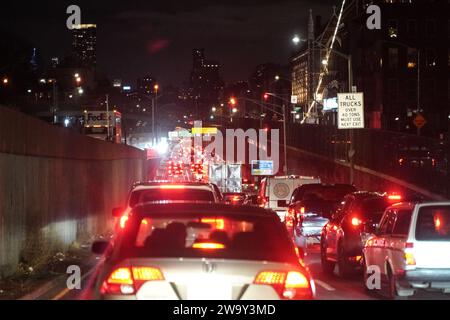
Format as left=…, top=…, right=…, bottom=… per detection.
left=413, top=114, right=426, bottom=129
left=291, top=95, right=298, bottom=104
left=337, top=92, right=364, bottom=129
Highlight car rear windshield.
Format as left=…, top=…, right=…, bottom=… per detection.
left=415, top=206, right=450, bottom=241
left=299, top=185, right=356, bottom=202
left=123, top=213, right=297, bottom=263
left=360, top=198, right=391, bottom=220
left=129, top=189, right=215, bottom=206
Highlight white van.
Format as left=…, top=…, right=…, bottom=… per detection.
left=259, top=175, right=321, bottom=221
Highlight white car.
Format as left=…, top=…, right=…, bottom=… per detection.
left=363, top=201, right=450, bottom=299
left=90, top=203, right=315, bottom=300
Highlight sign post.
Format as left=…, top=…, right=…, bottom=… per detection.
left=337, top=92, right=365, bottom=185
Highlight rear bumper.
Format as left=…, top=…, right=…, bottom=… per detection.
left=403, top=268, right=450, bottom=282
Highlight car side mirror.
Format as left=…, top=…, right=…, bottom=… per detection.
left=92, top=240, right=110, bottom=255
left=112, top=207, right=124, bottom=217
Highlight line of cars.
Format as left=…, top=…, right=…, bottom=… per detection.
left=275, top=177, right=450, bottom=299
left=88, top=180, right=316, bottom=300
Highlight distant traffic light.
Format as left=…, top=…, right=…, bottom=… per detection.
left=229, top=97, right=237, bottom=106
left=263, top=93, right=269, bottom=100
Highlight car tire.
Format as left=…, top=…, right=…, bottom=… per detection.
left=386, top=266, right=407, bottom=300
left=320, top=241, right=335, bottom=275
left=337, top=244, right=352, bottom=278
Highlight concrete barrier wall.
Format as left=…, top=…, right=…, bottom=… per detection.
left=0, top=106, right=146, bottom=278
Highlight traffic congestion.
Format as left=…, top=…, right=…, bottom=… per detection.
left=76, top=135, right=450, bottom=301
left=1, top=0, right=449, bottom=309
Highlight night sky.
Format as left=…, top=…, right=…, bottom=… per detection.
left=1, top=0, right=337, bottom=86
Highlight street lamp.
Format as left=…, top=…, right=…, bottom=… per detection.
left=211, top=106, right=217, bottom=112
left=292, top=35, right=301, bottom=45
left=2, top=77, right=8, bottom=85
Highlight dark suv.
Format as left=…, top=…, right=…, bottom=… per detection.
left=320, top=192, right=401, bottom=277
left=285, top=184, right=356, bottom=256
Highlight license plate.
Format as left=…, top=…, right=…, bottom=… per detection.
left=187, top=281, right=232, bottom=300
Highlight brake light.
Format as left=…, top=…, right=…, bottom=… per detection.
left=351, top=217, right=362, bottom=227
left=132, top=267, right=164, bottom=281
left=254, top=270, right=311, bottom=300
left=107, top=267, right=133, bottom=285
left=434, top=217, right=441, bottom=230
left=232, top=195, right=241, bottom=202
left=193, top=242, right=225, bottom=250
left=388, top=194, right=402, bottom=201
left=159, top=185, right=186, bottom=189
left=101, top=266, right=164, bottom=295
left=405, top=242, right=414, bottom=249
left=119, top=215, right=129, bottom=229
left=285, top=271, right=310, bottom=289
left=201, top=218, right=225, bottom=230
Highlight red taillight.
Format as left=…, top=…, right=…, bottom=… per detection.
left=101, top=266, right=164, bottom=295
left=119, top=215, right=129, bottom=229
left=107, top=267, right=133, bottom=285
left=201, top=218, right=225, bottom=230
left=254, top=270, right=311, bottom=300
left=192, top=242, right=225, bottom=250
left=159, top=185, right=186, bottom=189
left=405, top=242, right=414, bottom=249
left=388, top=194, right=402, bottom=201
left=351, top=217, right=362, bottom=226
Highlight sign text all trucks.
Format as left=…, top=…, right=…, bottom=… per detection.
left=337, top=93, right=364, bottom=129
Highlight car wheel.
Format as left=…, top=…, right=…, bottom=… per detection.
left=386, top=267, right=406, bottom=300
left=320, top=241, right=335, bottom=275
left=337, top=244, right=352, bottom=278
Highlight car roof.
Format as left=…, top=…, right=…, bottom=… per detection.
left=132, top=202, right=278, bottom=219
left=295, top=183, right=355, bottom=190
left=131, top=181, right=214, bottom=192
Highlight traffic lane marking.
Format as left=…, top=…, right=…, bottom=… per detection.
left=314, top=279, right=336, bottom=291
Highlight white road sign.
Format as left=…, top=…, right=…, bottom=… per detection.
left=290, top=95, right=298, bottom=104
left=337, top=92, right=364, bottom=129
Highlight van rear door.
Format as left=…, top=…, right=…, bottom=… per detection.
left=411, top=204, right=450, bottom=269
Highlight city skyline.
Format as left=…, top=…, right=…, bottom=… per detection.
left=0, top=0, right=335, bottom=86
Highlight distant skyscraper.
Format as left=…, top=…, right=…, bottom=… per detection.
left=137, top=76, right=157, bottom=95
left=71, top=24, right=97, bottom=68
left=189, top=49, right=223, bottom=119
